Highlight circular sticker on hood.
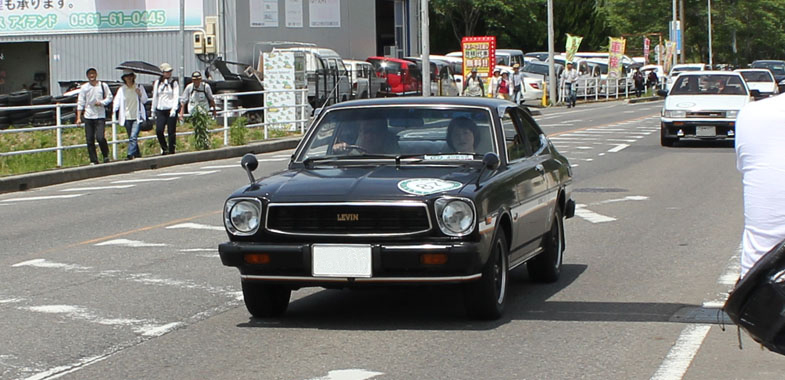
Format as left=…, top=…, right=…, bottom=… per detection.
left=676, top=102, right=696, bottom=108
left=398, top=179, right=462, bottom=196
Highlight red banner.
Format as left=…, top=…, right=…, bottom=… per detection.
left=461, top=36, right=496, bottom=79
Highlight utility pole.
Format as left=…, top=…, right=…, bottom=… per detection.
left=708, top=0, right=713, bottom=67
left=679, top=0, right=685, bottom=63
left=179, top=0, right=185, bottom=85
left=421, top=0, right=430, bottom=97
left=547, top=0, right=556, bottom=106
left=672, top=0, right=677, bottom=69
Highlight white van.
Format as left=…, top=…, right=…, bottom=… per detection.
left=343, top=59, right=383, bottom=99
left=272, top=46, right=352, bottom=108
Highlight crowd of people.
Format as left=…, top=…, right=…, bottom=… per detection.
left=75, top=63, right=217, bottom=164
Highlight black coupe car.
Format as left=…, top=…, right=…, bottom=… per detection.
left=219, top=97, right=575, bottom=320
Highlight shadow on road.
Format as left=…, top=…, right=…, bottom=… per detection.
left=668, top=139, right=734, bottom=149
left=236, top=263, right=695, bottom=330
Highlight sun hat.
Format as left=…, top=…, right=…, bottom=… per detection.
left=121, top=69, right=135, bottom=77
left=159, top=63, right=173, bottom=72
left=191, top=71, right=202, bottom=79
left=512, top=63, right=520, bottom=69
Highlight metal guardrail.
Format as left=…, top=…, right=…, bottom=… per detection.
left=555, top=76, right=666, bottom=105
left=0, top=89, right=309, bottom=167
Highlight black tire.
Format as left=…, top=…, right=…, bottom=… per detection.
left=241, top=281, right=291, bottom=318
left=464, top=229, right=509, bottom=320
left=0, top=123, right=9, bottom=130
left=0, top=94, right=9, bottom=106
left=528, top=207, right=564, bottom=283
left=660, top=126, right=676, bottom=147
left=32, top=95, right=53, bottom=105
left=8, top=90, right=32, bottom=106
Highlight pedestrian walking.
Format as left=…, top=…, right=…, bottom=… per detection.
left=179, top=71, right=217, bottom=120
left=463, top=68, right=485, bottom=97
left=497, top=72, right=511, bottom=100
left=633, top=68, right=645, bottom=97
left=75, top=67, right=113, bottom=165
left=735, top=94, right=785, bottom=277
left=151, top=63, right=180, bottom=155
left=647, top=70, right=658, bottom=91
left=560, top=62, right=579, bottom=108
left=112, top=70, right=148, bottom=160
left=511, top=63, right=525, bottom=104
left=489, top=68, right=501, bottom=98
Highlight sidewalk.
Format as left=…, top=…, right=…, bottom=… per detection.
left=0, top=137, right=301, bottom=194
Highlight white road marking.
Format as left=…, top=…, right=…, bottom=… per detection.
left=95, top=239, right=167, bottom=247
left=574, top=204, right=617, bottom=223
left=0, top=298, right=24, bottom=304
left=166, top=222, right=224, bottom=231
left=593, top=195, right=649, bottom=205
left=12, top=259, right=91, bottom=271
left=273, top=154, right=291, bottom=158
left=157, top=170, right=218, bottom=176
left=180, top=248, right=217, bottom=252
left=570, top=164, right=579, bottom=168
left=650, top=324, right=711, bottom=380
left=60, top=185, right=135, bottom=192
left=606, top=139, right=637, bottom=142
left=1, top=194, right=84, bottom=202
left=576, top=146, right=594, bottom=150
left=307, top=369, right=385, bottom=380
left=22, top=354, right=111, bottom=380
left=135, top=322, right=183, bottom=337
left=607, top=144, right=629, bottom=153
left=201, top=164, right=240, bottom=169
left=112, top=177, right=179, bottom=184
left=262, top=158, right=291, bottom=162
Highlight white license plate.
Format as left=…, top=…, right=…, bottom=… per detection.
left=312, top=244, right=372, bottom=278
left=696, top=126, right=716, bottom=137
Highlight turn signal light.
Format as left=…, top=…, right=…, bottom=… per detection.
left=244, top=253, right=270, bottom=264
left=421, top=253, right=448, bottom=265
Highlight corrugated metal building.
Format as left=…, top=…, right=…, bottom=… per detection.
left=0, top=0, right=421, bottom=96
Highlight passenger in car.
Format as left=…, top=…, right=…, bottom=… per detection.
left=446, top=117, right=480, bottom=153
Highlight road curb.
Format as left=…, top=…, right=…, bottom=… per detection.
left=0, top=137, right=302, bottom=194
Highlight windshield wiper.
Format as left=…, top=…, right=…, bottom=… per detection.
left=303, top=154, right=398, bottom=168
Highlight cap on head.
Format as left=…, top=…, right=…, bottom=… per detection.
left=159, top=62, right=173, bottom=72
left=493, top=68, right=501, bottom=73
left=191, top=71, right=202, bottom=79
left=85, top=67, right=97, bottom=75
left=471, top=67, right=478, bottom=73
left=567, top=62, right=574, bottom=66
left=512, top=63, right=520, bottom=69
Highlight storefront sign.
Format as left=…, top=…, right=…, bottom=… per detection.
left=250, top=0, right=279, bottom=28
left=285, top=0, right=303, bottom=28
left=309, top=0, right=340, bottom=28
left=263, top=52, right=297, bottom=131
left=0, top=0, right=203, bottom=35
left=608, top=37, right=626, bottom=79
left=461, top=36, right=496, bottom=79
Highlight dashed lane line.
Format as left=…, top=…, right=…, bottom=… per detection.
left=1, top=194, right=84, bottom=202
left=60, top=185, right=135, bottom=192
left=111, top=177, right=179, bottom=184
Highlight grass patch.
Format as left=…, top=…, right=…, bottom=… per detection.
left=0, top=121, right=302, bottom=177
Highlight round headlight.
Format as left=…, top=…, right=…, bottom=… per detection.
left=435, top=198, right=475, bottom=236
left=227, top=199, right=261, bottom=235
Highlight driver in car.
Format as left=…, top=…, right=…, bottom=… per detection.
left=446, top=117, right=480, bottom=153
left=333, top=118, right=399, bottom=155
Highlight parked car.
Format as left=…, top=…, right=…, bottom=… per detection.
left=750, top=60, right=785, bottom=92
left=525, top=52, right=550, bottom=62
left=404, top=56, right=460, bottom=96
left=430, top=54, right=464, bottom=94
left=218, top=96, right=575, bottom=320
left=658, top=71, right=755, bottom=146
left=496, top=65, right=543, bottom=105
left=272, top=46, right=352, bottom=108
left=735, top=68, right=779, bottom=98
left=666, top=63, right=709, bottom=91
left=495, top=49, right=525, bottom=67
left=343, top=59, right=382, bottom=99
left=367, top=56, right=423, bottom=96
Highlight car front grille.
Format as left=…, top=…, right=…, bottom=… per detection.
left=687, top=111, right=725, bottom=118
left=266, top=202, right=432, bottom=236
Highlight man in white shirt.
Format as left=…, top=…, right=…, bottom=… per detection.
left=511, top=63, right=525, bottom=104
left=463, top=68, right=485, bottom=97
left=76, top=67, right=113, bottom=164
left=735, top=94, right=785, bottom=277
left=179, top=71, right=217, bottom=120
left=560, top=62, right=579, bottom=108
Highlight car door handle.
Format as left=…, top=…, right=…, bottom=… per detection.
left=535, top=164, right=545, bottom=173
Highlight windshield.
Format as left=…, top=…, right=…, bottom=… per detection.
left=298, top=107, right=496, bottom=161
left=670, top=74, right=748, bottom=96
left=752, top=62, right=785, bottom=76
left=496, top=55, right=510, bottom=66
left=523, top=63, right=549, bottom=75
left=740, top=71, right=774, bottom=83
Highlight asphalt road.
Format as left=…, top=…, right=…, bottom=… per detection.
left=1, top=99, right=783, bottom=380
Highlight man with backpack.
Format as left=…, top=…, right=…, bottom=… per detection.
left=179, top=71, right=217, bottom=120
left=75, top=67, right=113, bottom=165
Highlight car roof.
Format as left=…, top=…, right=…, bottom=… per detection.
left=325, top=96, right=514, bottom=110
left=676, top=70, right=742, bottom=77
left=735, top=68, right=771, bottom=72
left=752, top=60, right=785, bottom=64
left=367, top=56, right=414, bottom=65
left=673, top=63, right=706, bottom=68
left=275, top=47, right=340, bottom=57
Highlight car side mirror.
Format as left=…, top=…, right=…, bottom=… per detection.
left=241, top=153, right=258, bottom=185
left=482, top=152, right=500, bottom=170
left=656, top=89, right=668, bottom=97
left=750, top=89, right=761, bottom=98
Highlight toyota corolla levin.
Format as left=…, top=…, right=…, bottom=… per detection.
left=218, top=97, right=575, bottom=320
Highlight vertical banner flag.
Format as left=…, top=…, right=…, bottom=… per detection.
left=461, top=36, right=496, bottom=80
left=565, top=34, right=583, bottom=63
left=263, top=52, right=297, bottom=131
left=643, top=37, right=651, bottom=64
left=608, top=37, right=626, bottom=79
left=664, top=40, right=677, bottom=73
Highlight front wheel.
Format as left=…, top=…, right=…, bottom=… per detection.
left=660, top=125, right=677, bottom=147
left=528, top=207, right=564, bottom=283
left=464, top=229, right=509, bottom=320
left=242, top=281, right=291, bottom=318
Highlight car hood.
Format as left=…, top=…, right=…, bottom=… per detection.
left=238, top=164, right=481, bottom=203
left=664, top=95, right=750, bottom=111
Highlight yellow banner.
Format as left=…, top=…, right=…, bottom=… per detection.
left=565, top=34, right=583, bottom=63
left=608, top=37, right=626, bottom=79
left=664, top=40, right=677, bottom=73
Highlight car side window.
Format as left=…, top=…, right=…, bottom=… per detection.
left=518, top=110, right=544, bottom=155
left=502, top=108, right=530, bottom=161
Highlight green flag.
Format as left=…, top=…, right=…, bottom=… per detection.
left=565, top=34, right=583, bottom=63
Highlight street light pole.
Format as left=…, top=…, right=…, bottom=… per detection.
left=179, top=0, right=185, bottom=85
left=708, top=0, right=713, bottom=67
left=547, top=0, right=556, bottom=106
left=420, top=0, right=430, bottom=97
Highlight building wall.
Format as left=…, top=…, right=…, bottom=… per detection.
left=233, top=0, right=377, bottom=64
